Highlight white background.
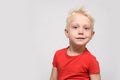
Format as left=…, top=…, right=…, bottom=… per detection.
left=0, top=0, right=120, bottom=80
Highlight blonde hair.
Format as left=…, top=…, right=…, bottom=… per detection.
left=66, top=7, right=94, bottom=29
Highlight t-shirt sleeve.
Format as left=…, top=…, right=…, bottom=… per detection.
left=88, top=58, right=100, bottom=74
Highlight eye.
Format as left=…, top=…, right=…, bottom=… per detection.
left=84, top=27, right=90, bottom=30
left=72, top=26, right=78, bottom=29
left=84, top=26, right=91, bottom=30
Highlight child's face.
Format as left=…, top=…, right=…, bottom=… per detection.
left=65, top=13, right=94, bottom=46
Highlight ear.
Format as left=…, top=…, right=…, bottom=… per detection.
left=64, top=29, right=69, bottom=38
left=91, top=31, right=95, bottom=38
left=92, top=31, right=95, bottom=36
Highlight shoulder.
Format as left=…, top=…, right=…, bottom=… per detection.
left=54, top=47, right=67, bottom=56
left=84, top=49, right=97, bottom=61
left=56, top=47, right=67, bottom=53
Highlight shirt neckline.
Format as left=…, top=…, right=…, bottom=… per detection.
left=65, top=47, right=88, bottom=58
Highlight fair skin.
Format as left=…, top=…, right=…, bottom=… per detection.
left=50, top=13, right=101, bottom=80
left=50, top=67, right=57, bottom=80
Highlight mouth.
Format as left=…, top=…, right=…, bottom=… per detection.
left=76, top=37, right=85, bottom=39
left=76, top=37, right=86, bottom=40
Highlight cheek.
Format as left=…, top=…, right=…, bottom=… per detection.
left=89, top=33, right=94, bottom=39
left=66, top=32, right=74, bottom=39
left=69, top=30, right=77, bottom=35
left=86, top=32, right=93, bottom=38
left=69, top=32, right=76, bottom=38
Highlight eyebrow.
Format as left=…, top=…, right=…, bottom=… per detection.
left=70, top=23, right=90, bottom=27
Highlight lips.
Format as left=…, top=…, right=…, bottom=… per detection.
left=76, top=37, right=85, bottom=39
left=75, top=37, right=86, bottom=41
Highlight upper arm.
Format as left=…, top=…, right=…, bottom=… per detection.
left=90, top=73, right=101, bottom=80
left=50, top=67, right=58, bottom=80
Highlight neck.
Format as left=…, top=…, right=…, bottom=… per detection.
left=68, top=43, right=86, bottom=56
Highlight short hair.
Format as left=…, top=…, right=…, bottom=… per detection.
left=66, top=7, right=94, bottom=29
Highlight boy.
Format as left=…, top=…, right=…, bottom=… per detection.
left=50, top=7, right=101, bottom=80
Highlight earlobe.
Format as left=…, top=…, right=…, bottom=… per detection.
left=65, top=29, right=68, bottom=33
left=92, top=31, right=95, bottom=37
left=93, top=31, right=95, bottom=35
left=64, top=29, right=69, bottom=38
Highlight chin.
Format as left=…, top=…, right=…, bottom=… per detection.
left=75, top=43, right=86, bottom=47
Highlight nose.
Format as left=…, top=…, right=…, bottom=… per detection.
left=78, top=28, right=83, bottom=35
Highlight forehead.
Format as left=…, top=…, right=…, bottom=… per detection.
left=69, top=13, right=91, bottom=26
left=70, top=13, right=90, bottom=22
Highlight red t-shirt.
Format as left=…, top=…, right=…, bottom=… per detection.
left=52, top=47, right=100, bottom=80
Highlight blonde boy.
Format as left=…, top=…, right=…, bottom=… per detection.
left=50, top=7, right=101, bottom=80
